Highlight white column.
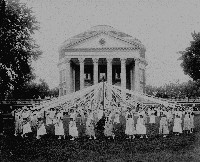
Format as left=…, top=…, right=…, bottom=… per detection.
left=65, top=58, right=71, bottom=94
left=120, top=58, right=126, bottom=89
left=79, top=58, right=85, bottom=90
left=134, top=59, right=140, bottom=92
left=107, top=58, right=112, bottom=85
left=92, top=58, right=99, bottom=85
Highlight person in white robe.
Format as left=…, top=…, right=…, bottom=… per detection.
left=159, top=114, right=169, bottom=137
left=48, top=109, right=56, bottom=124
left=149, top=108, right=156, bottom=124
left=104, top=116, right=114, bottom=139
left=190, top=112, right=194, bottom=133
left=136, top=114, right=147, bottom=138
left=55, top=118, right=65, bottom=139
left=183, top=111, right=191, bottom=134
left=69, top=118, right=78, bottom=140
left=36, top=119, right=46, bottom=139
left=85, top=109, right=96, bottom=139
left=22, top=118, right=32, bottom=137
left=14, top=110, right=23, bottom=136
left=173, top=115, right=182, bottom=135
left=125, top=109, right=136, bottom=139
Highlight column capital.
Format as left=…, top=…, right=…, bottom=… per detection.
left=135, top=58, right=140, bottom=63
left=107, top=58, right=113, bottom=63
left=78, top=58, right=85, bottom=64
left=92, top=58, right=99, bottom=64
left=65, top=58, right=71, bottom=64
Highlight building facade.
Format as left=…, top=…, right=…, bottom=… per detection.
left=58, top=25, right=147, bottom=96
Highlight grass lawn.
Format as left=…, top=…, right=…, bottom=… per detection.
left=1, top=115, right=200, bottom=162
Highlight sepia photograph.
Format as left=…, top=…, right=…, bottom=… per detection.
left=1, top=0, right=200, bottom=161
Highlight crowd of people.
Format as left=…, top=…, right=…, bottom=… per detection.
left=12, top=103, right=195, bottom=140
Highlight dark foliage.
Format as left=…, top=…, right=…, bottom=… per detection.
left=179, top=31, right=200, bottom=81
left=0, top=0, right=41, bottom=99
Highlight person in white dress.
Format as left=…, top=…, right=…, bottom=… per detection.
left=14, top=110, right=23, bottom=136
left=69, top=118, right=79, bottom=140
left=55, top=118, right=65, bottom=139
left=190, top=112, right=194, bottom=133
left=104, top=116, right=114, bottom=139
left=125, top=108, right=136, bottom=139
left=86, top=109, right=96, bottom=139
left=149, top=108, right=156, bottom=124
left=183, top=111, right=191, bottom=134
left=22, top=118, right=32, bottom=138
left=173, top=115, right=182, bottom=135
left=159, top=114, right=169, bottom=137
left=136, top=114, right=147, bottom=138
left=36, top=119, right=47, bottom=139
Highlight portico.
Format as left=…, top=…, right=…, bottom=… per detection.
left=58, top=25, right=147, bottom=96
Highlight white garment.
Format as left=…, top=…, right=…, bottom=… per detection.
left=23, top=122, right=32, bottom=134
left=125, top=112, right=135, bottom=135
left=55, top=121, right=64, bottom=135
left=173, top=117, right=182, bottom=133
left=37, top=123, right=46, bottom=136
left=136, top=117, right=146, bottom=134
left=149, top=114, right=155, bottom=124
left=190, top=115, right=194, bottom=129
left=69, top=121, right=78, bottom=137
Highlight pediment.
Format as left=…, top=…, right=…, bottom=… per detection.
left=67, top=33, right=136, bottom=49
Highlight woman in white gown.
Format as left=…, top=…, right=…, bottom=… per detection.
left=36, top=119, right=47, bottom=139
left=104, top=116, right=114, bottom=139
left=159, top=114, right=169, bottom=137
left=183, top=111, right=191, bottom=134
left=136, top=114, right=147, bottom=138
left=55, top=118, right=65, bottom=139
left=22, top=118, right=32, bottom=138
left=125, top=109, right=136, bottom=139
left=86, top=109, right=96, bottom=139
left=173, top=115, right=182, bottom=135
left=190, top=112, right=194, bottom=133
left=69, top=118, right=79, bottom=140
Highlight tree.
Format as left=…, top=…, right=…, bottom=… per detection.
left=0, top=0, right=41, bottom=99
left=11, top=79, right=50, bottom=99
left=179, top=31, right=200, bottom=81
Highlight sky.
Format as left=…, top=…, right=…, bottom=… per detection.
left=20, top=0, right=200, bottom=89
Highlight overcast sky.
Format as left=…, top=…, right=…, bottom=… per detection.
left=21, top=0, right=200, bottom=89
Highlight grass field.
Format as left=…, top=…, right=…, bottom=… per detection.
left=1, top=115, right=200, bottom=162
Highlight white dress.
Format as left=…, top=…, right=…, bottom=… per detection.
left=183, top=113, right=191, bottom=130
left=69, top=121, right=78, bottom=137
left=136, top=117, right=146, bottom=134
left=159, top=116, right=169, bottom=134
left=23, top=122, right=32, bottom=134
left=190, top=114, right=194, bottom=129
left=37, top=123, right=47, bottom=136
left=173, top=117, right=182, bottom=133
left=125, top=112, right=135, bottom=135
left=149, top=111, right=156, bottom=124
left=55, top=120, right=64, bottom=136
left=86, top=113, right=95, bottom=136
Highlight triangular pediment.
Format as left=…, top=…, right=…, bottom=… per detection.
left=67, top=33, right=136, bottom=49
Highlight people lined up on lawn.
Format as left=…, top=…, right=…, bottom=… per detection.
left=13, top=103, right=195, bottom=140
